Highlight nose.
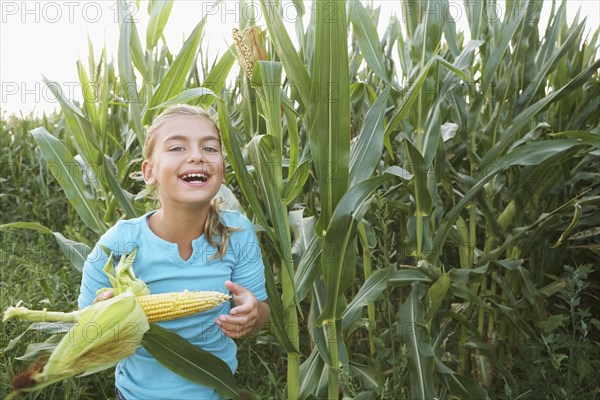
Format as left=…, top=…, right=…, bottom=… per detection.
left=187, top=146, right=204, bottom=163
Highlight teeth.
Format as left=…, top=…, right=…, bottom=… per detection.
left=181, top=173, right=208, bottom=181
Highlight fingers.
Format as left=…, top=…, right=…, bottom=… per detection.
left=92, top=290, right=113, bottom=304
left=224, top=280, right=256, bottom=312
left=219, top=325, right=251, bottom=339
left=229, top=299, right=256, bottom=315
left=224, top=280, right=245, bottom=296
left=216, top=314, right=257, bottom=338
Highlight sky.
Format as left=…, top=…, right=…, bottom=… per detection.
left=1, top=0, right=599, bottom=117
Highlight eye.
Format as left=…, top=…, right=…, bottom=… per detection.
left=169, top=146, right=185, bottom=152
left=203, top=146, right=219, bottom=153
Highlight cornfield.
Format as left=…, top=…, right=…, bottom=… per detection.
left=1, top=0, right=599, bottom=399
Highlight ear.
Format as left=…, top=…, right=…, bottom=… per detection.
left=142, top=160, right=157, bottom=185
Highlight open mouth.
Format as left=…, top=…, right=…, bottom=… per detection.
left=180, top=172, right=209, bottom=183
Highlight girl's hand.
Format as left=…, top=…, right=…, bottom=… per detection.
left=216, top=281, right=270, bottom=338
left=92, top=290, right=113, bottom=304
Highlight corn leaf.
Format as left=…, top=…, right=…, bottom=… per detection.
left=201, top=45, right=237, bottom=105
left=31, top=128, right=107, bottom=235
left=341, top=267, right=393, bottom=331
left=397, top=282, right=436, bottom=400
left=549, top=131, right=600, bottom=149
left=283, top=102, right=300, bottom=176
left=294, top=233, right=325, bottom=302
left=424, top=273, right=451, bottom=326
left=262, top=250, right=300, bottom=355
left=217, top=99, right=277, bottom=246
left=146, top=0, right=174, bottom=50
left=0, top=222, right=91, bottom=272
left=130, top=21, right=151, bottom=82
left=259, top=0, right=311, bottom=109
left=149, top=87, right=216, bottom=110
left=282, top=160, right=311, bottom=205
left=299, top=348, right=325, bottom=400
left=551, top=203, right=582, bottom=248
left=350, top=1, right=389, bottom=83
left=247, top=134, right=297, bottom=305
left=309, top=0, right=351, bottom=231
left=481, top=46, right=600, bottom=168
left=349, top=362, right=378, bottom=390
left=41, top=76, right=100, bottom=163
left=76, top=61, right=100, bottom=136
left=349, top=87, right=390, bottom=187
left=403, top=140, right=432, bottom=217
left=421, top=103, right=441, bottom=167
left=144, top=20, right=206, bottom=124
left=384, top=56, right=437, bottom=154
left=389, top=269, right=432, bottom=286
left=99, top=155, right=138, bottom=219
left=252, top=61, right=284, bottom=165
left=311, top=278, right=350, bottom=367
left=435, top=357, right=489, bottom=400
left=142, top=323, right=240, bottom=400
left=116, top=0, right=144, bottom=146
left=516, top=20, right=586, bottom=111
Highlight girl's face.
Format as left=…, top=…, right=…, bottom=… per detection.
left=142, top=115, right=224, bottom=209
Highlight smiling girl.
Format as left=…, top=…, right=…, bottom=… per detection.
left=78, top=105, right=270, bottom=399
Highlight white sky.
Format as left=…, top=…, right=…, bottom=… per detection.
left=1, top=0, right=598, bottom=117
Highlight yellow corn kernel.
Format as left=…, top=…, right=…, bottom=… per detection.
left=136, top=291, right=230, bottom=322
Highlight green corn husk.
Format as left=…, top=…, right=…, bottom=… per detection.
left=98, top=247, right=150, bottom=297
left=2, top=250, right=149, bottom=397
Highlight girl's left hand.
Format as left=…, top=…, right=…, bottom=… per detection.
left=216, top=280, right=259, bottom=338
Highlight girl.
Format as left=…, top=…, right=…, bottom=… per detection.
left=78, top=105, right=270, bottom=399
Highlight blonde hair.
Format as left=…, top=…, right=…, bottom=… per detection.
left=143, top=104, right=235, bottom=259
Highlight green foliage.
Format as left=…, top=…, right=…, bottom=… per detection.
left=515, top=265, right=600, bottom=399
left=2, top=0, right=599, bottom=399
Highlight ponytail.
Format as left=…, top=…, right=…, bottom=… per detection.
left=204, top=198, right=238, bottom=259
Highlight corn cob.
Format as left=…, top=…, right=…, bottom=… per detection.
left=137, top=290, right=230, bottom=322
left=232, top=26, right=267, bottom=78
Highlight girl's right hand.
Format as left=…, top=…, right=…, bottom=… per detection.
left=92, top=290, right=114, bottom=304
